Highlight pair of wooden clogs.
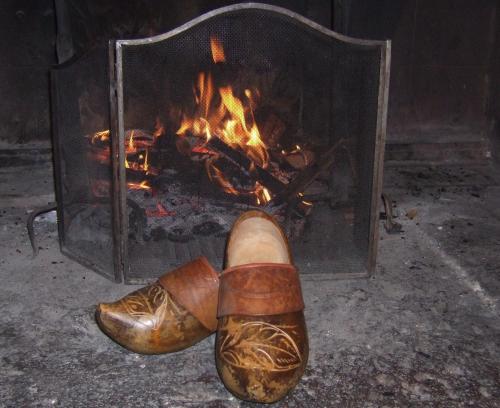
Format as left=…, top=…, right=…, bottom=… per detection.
left=96, top=210, right=308, bottom=403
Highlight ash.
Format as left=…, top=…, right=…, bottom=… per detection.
left=2, top=163, right=500, bottom=406
left=127, top=169, right=258, bottom=243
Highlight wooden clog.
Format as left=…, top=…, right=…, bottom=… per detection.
left=96, top=257, right=219, bottom=354
left=216, top=210, right=308, bottom=403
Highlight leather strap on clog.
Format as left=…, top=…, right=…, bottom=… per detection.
left=217, top=263, right=304, bottom=317
left=159, top=257, right=219, bottom=332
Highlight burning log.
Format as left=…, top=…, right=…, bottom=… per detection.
left=271, top=138, right=347, bottom=205
left=283, top=148, right=315, bottom=170
left=205, top=136, right=287, bottom=195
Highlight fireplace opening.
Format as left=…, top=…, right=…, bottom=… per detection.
left=51, top=4, right=390, bottom=283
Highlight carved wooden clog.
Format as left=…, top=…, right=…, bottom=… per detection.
left=96, top=257, right=219, bottom=354
left=216, top=210, right=308, bottom=403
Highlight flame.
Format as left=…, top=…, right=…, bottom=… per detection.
left=153, top=117, right=164, bottom=138
left=175, top=35, right=271, bottom=203
left=89, top=126, right=159, bottom=197
left=92, top=130, right=110, bottom=144
left=128, top=180, right=151, bottom=191
left=263, top=187, right=271, bottom=202
left=210, top=37, right=226, bottom=63
left=143, top=149, right=149, bottom=172
left=255, top=183, right=272, bottom=206
left=89, top=37, right=276, bottom=206
left=198, top=72, right=213, bottom=118
left=128, top=130, right=135, bottom=152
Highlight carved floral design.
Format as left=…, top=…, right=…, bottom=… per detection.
left=219, top=321, right=302, bottom=371
left=120, top=284, right=183, bottom=330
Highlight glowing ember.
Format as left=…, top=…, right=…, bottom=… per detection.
left=145, top=202, right=175, bottom=217
left=192, top=145, right=214, bottom=155
left=127, top=180, right=151, bottom=191
left=92, top=130, right=110, bottom=144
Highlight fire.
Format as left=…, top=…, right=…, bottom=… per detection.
left=128, top=180, right=151, bottom=191
left=153, top=117, right=164, bottom=138
left=206, top=158, right=239, bottom=196
left=88, top=37, right=277, bottom=207
left=176, top=35, right=271, bottom=204
left=255, top=183, right=272, bottom=205
left=210, top=37, right=226, bottom=63
left=146, top=202, right=175, bottom=217
left=89, top=127, right=159, bottom=195
left=92, top=130, right=110, bottom=144
left=143, top=149, right=149, bottom=172
left=128, top=130, right=136, bottom=152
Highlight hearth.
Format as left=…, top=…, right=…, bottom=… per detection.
left=51, top=3, right=390, bottom=283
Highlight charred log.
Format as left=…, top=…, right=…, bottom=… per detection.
left=272, top=138, right=347, bottom=204
left=206, top=136, right=287, bottom=195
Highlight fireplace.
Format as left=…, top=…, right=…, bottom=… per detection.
left=51, top=3, right=390, bottom=284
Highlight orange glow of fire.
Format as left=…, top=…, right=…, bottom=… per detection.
left=92, top=130, right=110, bottom=144
left=255, top=183, right=272, bottom=206
left=88, top=37, right=278, bottom=206
left=210, top=37, right=226, bottom=63
left=143, top=149, right=149, bottom=173
left=127, top=130, right=136, bottom=152
left=89, top=127, right=158, bottom=195
left=206, top=158, right=239, bottom=196
left=146, top=202, right=175, bottom=217
left=192, top=145, right=214, bottom=154
left=127, top=180, right=151, bottom=191
left=153, top=117, right=164, bottom=138
left=176, top=36, right=271, bottom=204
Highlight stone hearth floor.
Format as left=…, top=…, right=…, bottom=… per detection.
left=1, top=161, right=499, bottom=407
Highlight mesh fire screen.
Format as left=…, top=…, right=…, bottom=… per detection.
left=52, top=45, right=117, bottom=280
left=52, top=4, right=390, bottom=283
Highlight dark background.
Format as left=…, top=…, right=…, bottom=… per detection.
left=0, top=0, right=498, bottom=158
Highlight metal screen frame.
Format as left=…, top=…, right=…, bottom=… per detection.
left=109, top=3, right=391, bottom=283
left=52, top=49, right=121, bottom=282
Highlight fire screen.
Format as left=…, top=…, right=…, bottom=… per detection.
left=52, top=4, right=390, bottom=283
